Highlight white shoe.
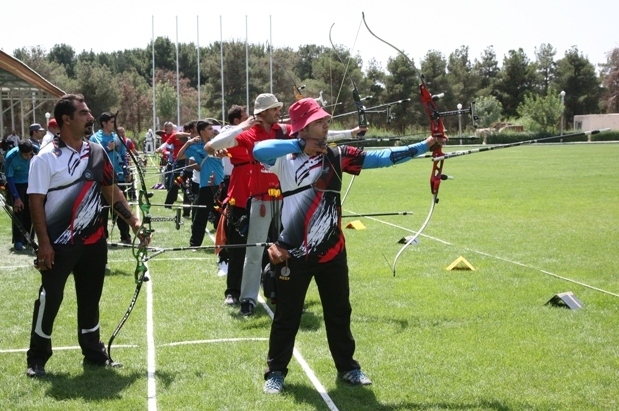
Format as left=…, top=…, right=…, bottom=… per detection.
left=217, top=261, right=228, bottom=277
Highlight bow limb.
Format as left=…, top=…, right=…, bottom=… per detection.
left=363, top=13, right=449, bottom=274
left=329, top=23, right=368, bottom=137
left=391, top=194, right=437, bottom=276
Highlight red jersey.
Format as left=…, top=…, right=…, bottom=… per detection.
left=225, top=145, right=254, bottom=208
left=164, top=134, right=188, bottom=159
left=235, top=123, right=292, bottom=201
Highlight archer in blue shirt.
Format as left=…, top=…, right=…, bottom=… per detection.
left=177, top=120, right=223, bottom=247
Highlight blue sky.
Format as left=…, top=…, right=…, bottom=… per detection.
left=2, top=0, right=617, bottom=71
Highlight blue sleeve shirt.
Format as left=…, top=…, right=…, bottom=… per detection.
left=185, top=143, right=224, bottom=188
left=5, top=147, right=32, bottom=183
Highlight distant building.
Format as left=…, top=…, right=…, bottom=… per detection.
left=573, top=114, right=619, bottom=131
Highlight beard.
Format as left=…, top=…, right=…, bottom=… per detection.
left=84, top=122, right=94, bottom=137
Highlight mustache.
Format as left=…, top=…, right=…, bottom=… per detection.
left=85, top=122, right=94, bottom=128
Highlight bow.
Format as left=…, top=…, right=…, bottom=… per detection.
left=0, top=192, right=38, bottom=251
left=329, top=22, right=370, bottom=204
left=362, top=12, right=473, bottom=275
left=107, top=110, right=154, bottom=362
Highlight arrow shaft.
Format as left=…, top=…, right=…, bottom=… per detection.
left=431, top=129, right=610, bottom=161
left=342, top=211, right=413, bottom=218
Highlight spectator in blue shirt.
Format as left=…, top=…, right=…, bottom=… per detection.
left=5, top=140, right=35, bottom=250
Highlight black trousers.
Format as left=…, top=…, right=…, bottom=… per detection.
left=164, top=160, right=191, bottom=216
left=9, top=183, right=31, bottom=244
left=224, top=205, right=248, bottom=299
left=27, top=240, right=110, bottom=367
left=265, top=252, right=360, bottom=377
left=189, top=186, right=218, bottom=246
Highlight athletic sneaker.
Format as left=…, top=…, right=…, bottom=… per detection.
left=14, top=241, right=25, bottom=251
left=26, top=364, right=46, bottom=378
left=339, top=369, right=372, bottom=386
left=263, top=371, right=285, bottom=394
left=217, top=261, right=228, bottom=277
left=239, top=299, right=254, bottom=316
left=224, top=294, right=239, bottom=305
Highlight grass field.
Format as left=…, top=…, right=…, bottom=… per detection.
left=1, top=142, right=618, bottom=411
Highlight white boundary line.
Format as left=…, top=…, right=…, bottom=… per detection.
left=159, top=338, right=268, bottom=347
left=356, top=212, right=619, bottom=298
left=146, top=267, right=157, bottom=410
left=0, top=344, right=137, bottom=354
left=134, top=202, right=157, bottom=411
left=175, top=203, right=340, bottom=407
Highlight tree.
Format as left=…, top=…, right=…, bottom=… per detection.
left=495, top=48, right=537, bottom=118
left=384, top=53, right=418, bottom=133
left=154, top=69, right=200, bottom=125
left=74, top=61, right=119, bottom=119
left=116, top=69, right=152, bottom=136
left=474, top=95, right=503, bottom=128
left=296, top=44, right=327, bottom=83
left=446, top=46, right=480, bottom=110
left=517, top=91, right=563, bottom=133
left=554, top=46, right=602, bottom=122
left=599, top=47, right=619, bottom=113
left=473, top=46, right=500, bottom=97
left=48, top=44, right=76, bottom=77
left=533, top=43, right=557, bottom=95
left=156, top=82, right=177, bottom=124
left=365, top=58, right=386, bottom=100
left=153, top=37, right=177, bottom=74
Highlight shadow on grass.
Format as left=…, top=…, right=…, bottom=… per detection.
left=42, top=367, right=142, bottom=401
left=327, top=380, right=514, bottom=411
left=106, top=268, right=134, bottom=278
left=354, top=314, right=410, bottom=332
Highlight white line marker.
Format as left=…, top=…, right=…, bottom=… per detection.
left=354, top=211, right=619, bottom=298
left=0, top=344, right=137, bottom=354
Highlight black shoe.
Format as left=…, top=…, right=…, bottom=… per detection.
left=239, top=300, right=255, bottom=316
left=83, top=358, right=123, bottom=368
left=26, top=364, right=46, bottom=378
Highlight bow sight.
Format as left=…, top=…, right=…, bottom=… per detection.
left=425, top=89, right=479, bottom=128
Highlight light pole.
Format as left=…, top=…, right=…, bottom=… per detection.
left=559, top=90, right=565, bottom=136
left=457, top=103, right=463, bottom=145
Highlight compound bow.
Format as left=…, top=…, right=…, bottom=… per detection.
left=107, top=111, right=155, bottom=362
